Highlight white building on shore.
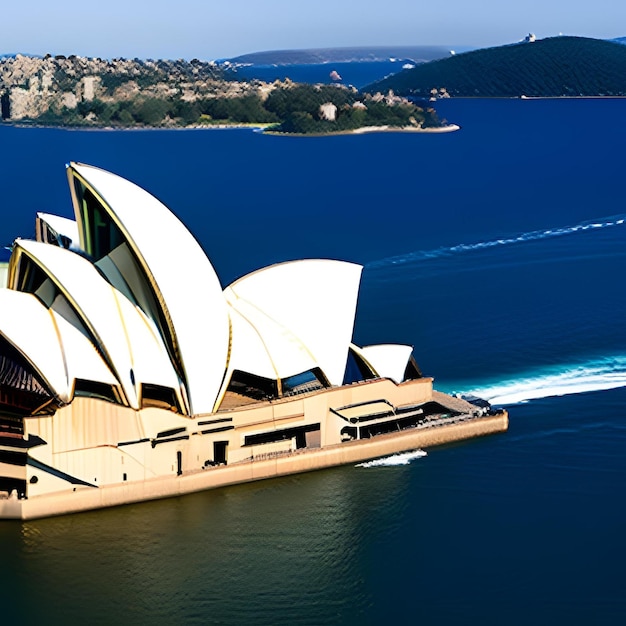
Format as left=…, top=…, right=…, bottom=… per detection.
left=0, top=164, right=507, bottom=519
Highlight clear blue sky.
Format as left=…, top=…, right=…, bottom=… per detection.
left=3, top=1, right=625, bottom=59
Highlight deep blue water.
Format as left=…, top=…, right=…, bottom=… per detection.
left=225, top=59, right=411, bottom=88
left=1, top=98, right=626, bottom=624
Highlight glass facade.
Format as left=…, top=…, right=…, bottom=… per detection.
left=74, top=178, right=125, bottom=261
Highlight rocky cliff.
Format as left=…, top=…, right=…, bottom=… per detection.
left=0, top=54, right=263, bottom=123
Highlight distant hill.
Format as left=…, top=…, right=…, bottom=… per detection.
left=227, top=46, right=451, bottom=65
left=364, top=36, right=626, bottom=97
left=612, top=37, right=626, bottom=45
left=0, top=53, right=39, bottom=59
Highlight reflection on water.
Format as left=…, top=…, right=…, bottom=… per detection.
left=2, top=465, right=412, bottom=625
left=2, top=392, right=626, bottom=625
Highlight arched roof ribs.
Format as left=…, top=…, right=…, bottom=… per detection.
left=0, top=336, right=56, bottom=416
left=225, top=259, right=363, bottom=387
left=14, top=240, right=185, bottom=411
left=66, top=163, right=230, bottom=415
left=8, top=244, right=130, bottom=406
left=360, top=344, right=415, bottom=384
left=68, top=169, right=176, bottom=367
left=35, top=213, right=80, bottom=251
left=0, top=289, right=68, bottom=412
left=0, top=286, right=122, bottom=406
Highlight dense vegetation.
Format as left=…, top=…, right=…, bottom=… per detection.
left=36, top=93, right=280, bottom=127
left=32, top=83, right=441, bottom=133
left=266, top=84, right=440, bottom=133
left=1, top=53, right=443, bottom=133
left=366, top=36, right=626, bottom=97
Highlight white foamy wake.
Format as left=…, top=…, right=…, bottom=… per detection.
left=356, top=449, right=427, bottom=468
left=461, top=356, right=626, bottom=406
left=367, top=215, right=626, bottom=269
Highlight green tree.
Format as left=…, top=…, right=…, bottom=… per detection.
left=132, top=98, right=169, bottom=125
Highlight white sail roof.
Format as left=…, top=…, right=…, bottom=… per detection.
left=227, top=307, right=277, bottom=380
left=49, top=304, right=120, bottom=393
left=360, top=344, right=414, bottom=384
left=113, top=294, right=183, bottom=402
left=36, top=213, right=81, bottom=251
left=0, top=289, right=120, bottom=404
left=225, top=260, right=362, bottom=386
left=0, top=289, right=69, bottom=402
left=68, top=163, right=230, bottom=414
left=226, top=299, right=319, bottom=380
left=12, top=240, right=180, bottom=410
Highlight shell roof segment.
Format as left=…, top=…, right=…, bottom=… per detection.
left=225, top=298, right=320, bottom=380
left=360, top=344, right=414, bottom=384
left=36, top=213, right=81, bottom=251
left=9, top=240, right=180, bottom=410
left=225, top=259, right=363, bottom=387
left=0, top=164, right=373, bottom=418
left=0, top=289, right=69, bottom=404
left=67, top=162, right=230, bottom=415
left=49, top=309, right=120, bottom=394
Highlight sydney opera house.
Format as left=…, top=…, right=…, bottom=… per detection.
left=0, top=163, right=507, bottom=519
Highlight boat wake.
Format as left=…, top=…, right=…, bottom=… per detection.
left=367, top=214, right=626, bottom=269
left=459, top=356, right=626, bottom=405
left=356, top=449, right=427, bottom=467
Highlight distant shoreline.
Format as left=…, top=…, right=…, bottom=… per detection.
left=264, top=123, right=460, bottom=137
left=1, top=121, right=460, bottom=135
left=425, top=95, right=626, bottom=101
left=350, top=123, right=460, bottom=134
left=0, top=121, right=274, bottom=132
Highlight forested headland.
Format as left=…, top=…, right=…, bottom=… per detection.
left=365, top=36, right=626, bottom=98
left=0, top=55, right=442, bottom=133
